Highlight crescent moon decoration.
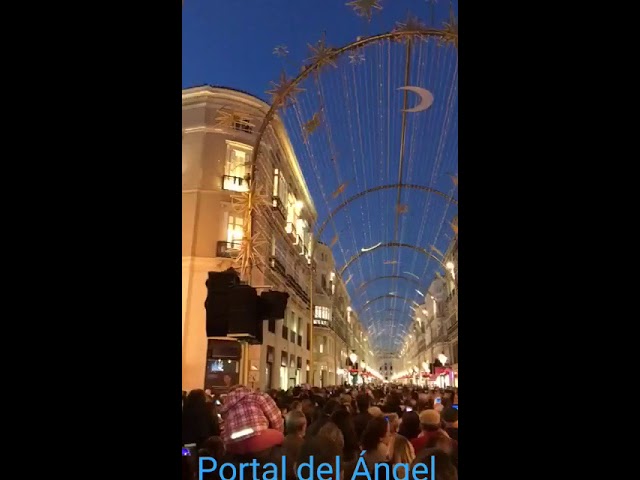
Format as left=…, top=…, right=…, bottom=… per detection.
left=397, top=86, right=434, bottom=113
left=448, top=173, right=458, bottom=186
left=403, top=271, right=420, bottom=280
left=361, top=242, right=382, bottom=253
left=330, top=235, right=339, bottom=247
left=344, top=275, right=353, bottom=286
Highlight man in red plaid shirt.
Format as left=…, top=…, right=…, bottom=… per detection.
left=219, top=385, right=284, bottom=454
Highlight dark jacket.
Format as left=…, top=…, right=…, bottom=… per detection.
left=353, top=412, right=373, bottom=441
left=182, top=407, right=220, bottom=448
left=306, top=414, right=331, bottom=437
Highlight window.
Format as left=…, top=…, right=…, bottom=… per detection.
left=306, top=324, right=311, bottom=350
left=226, top=215, right=244, bottom=244
left=268, top=318, right=275, bottom=333
left=314, top=306, right=331, bottom=321
left=321, top=274, right=327, bottom=290
left=272, top=169, right=279, bottom=198
left=223, top=145, right=250, bottom=192
left=272, top=168, right=288, bottom=204
left=232, top=116, right=254, bottom=134
left=320, top=335, right=327, bottom=354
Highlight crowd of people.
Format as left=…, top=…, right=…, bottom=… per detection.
left=182, top=384, right=458, bottom=480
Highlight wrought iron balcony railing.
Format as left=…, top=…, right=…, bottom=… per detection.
left=269, top=256, right=286, bottom=276
left=222, top=175, right=249, bottom=192
left=271, top=196, right=286, bottom=218
left=216, top=240, right=242, bottom=258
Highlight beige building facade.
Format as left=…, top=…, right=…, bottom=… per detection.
left=182, top=86, right=317, bottom=392
left=311, top=242, right=372, bottom=387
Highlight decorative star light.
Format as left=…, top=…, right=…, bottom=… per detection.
left=306, top=34, right=337, bottom=69
left=332, top=181, right=348, bottom=198
left=265, top=72, right=305, bottom=109
left=214, top=108, right=255, bottom=131
left=393, top=14, right=428, bottom=42
left=348, top=51, right=366, bottom=64
left=302, top=112, right=322, bottom=142
left=346, top=0, right=383, bottom=22
left=272, top=45, right=289, bottom=57
left=442, top=9, right=458, bottom=47
left=395, top=14, right=428, bottom=33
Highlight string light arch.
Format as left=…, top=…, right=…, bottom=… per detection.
left=339, top=242, right=445, bottom=277
left=316, top=183, right=457, bottom=239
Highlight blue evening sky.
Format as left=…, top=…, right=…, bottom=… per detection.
left=183, top=0, right=458, bottom=353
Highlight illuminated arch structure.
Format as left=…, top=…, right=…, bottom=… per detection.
left=244, top=27, right=458, bottom=280
left=316, top=184, right=457, bottom=239
left=339, top=242, right=445, bottom=277
left=241, top=23, right=458, bottom=358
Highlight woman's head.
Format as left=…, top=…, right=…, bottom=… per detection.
left=361, top=416, right=390, bottom=451
left=331, top=409, right=359, bottom=456
left=397, top=411, right=421, bottom=440
left=317, top=421, right=345, bottom=453
left=390, top=435, right=416, bottom=465
left=368, top=406, right=384, bottom=418
left=184, top=389, right=208, bottom=412
left=387, top=413, right=400, bottom=434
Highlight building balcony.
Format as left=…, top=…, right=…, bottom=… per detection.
left=447, top=315, right=458, bottom=335
left=222, top=175, right=249, bottom=192
left=269, top=256, right=286, bottom=276
left=285, top=222, right=297, bottom=239
left=285, top=274, right=310, bottom=306
left=313, top=318, right=332, bottom=328
left=271, top=196, right=286, bottom=218
left=216, top=240, right=242, bottom=258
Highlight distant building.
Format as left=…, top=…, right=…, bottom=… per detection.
left=312, top=242, right=371, bottom=386
left=401, top=231, right=458, bottom=387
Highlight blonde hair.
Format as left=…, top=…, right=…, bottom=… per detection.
left=390, top=435, right=415, bottom=465
left=387, top=413, right=400, bottom=434
left=368, top=406, right=384, bottom=417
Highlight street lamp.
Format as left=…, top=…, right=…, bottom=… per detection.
left=349, top=352, right=358, bottom=364
left=438, top=353, right=448, bottom=365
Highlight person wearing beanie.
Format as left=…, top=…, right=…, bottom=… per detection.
left=441, top=407, right=458, bottom=441
left=410, top=409, right=441, bottom=454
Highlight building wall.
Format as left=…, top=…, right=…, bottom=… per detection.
left=311, top=243, right=370, bottom=387
left=182, top=86, right=316, bottom=391
left=401, top=234, right=458, bottom=385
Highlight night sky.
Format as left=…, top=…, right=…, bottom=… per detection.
left=183, top=0, right=458, bottom=354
